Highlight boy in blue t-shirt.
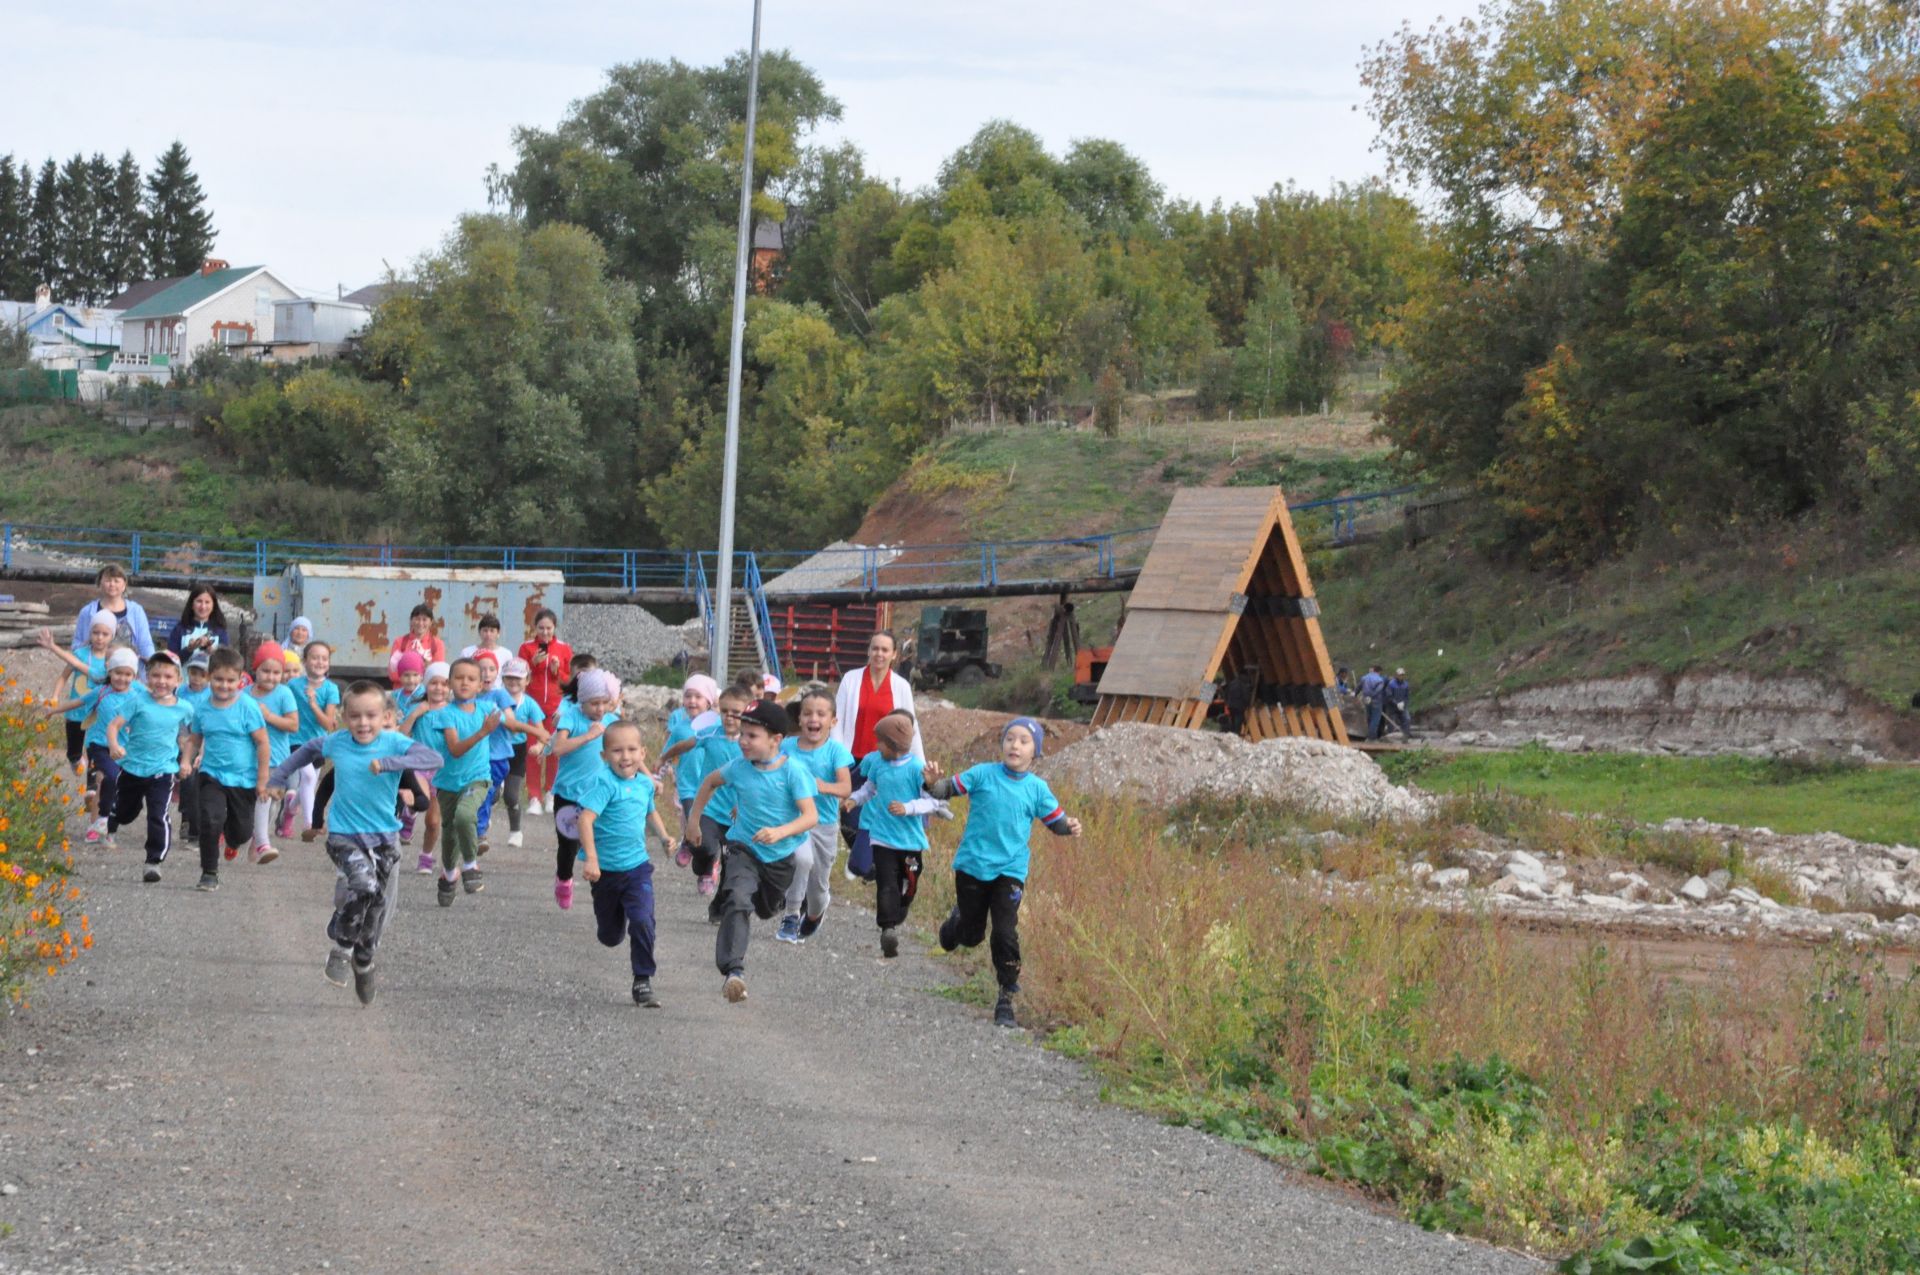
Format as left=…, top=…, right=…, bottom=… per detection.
left=106, top=654, right=197, bottom=883
left=927, top=716, right=1081, bottom=1029
left=178, top=649, right=214, bottom=844
left=422, top=658, right=502, bottom=905
left=687, top=700, right=817, bottom=1004
left=270, top=681, right=440, bottom=1003
left=846, top=710, right=941, bottom=960
left=577, top=721, right=672, bottom=1007
left=776, top=688, right=854, bottom=944
left=182, top=648, right=268, bottom=890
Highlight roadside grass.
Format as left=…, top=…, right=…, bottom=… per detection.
left=1383, top=746, right=1920, bottom=848
left=1314, top=514, right=1920, bottom=713
left=0, top=405, right=387, bottom=542
left=967, top=789, right=1920, bottom=1273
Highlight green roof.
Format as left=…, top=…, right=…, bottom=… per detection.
left=118, top=266, right=265, bottom=320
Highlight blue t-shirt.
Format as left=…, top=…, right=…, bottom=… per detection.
left=115, top=695, right=197, bottom=779
left=693, top=730, right=743, bottom=824
left=781, top=736, right=855, bottom=823
left=86, top=683, right=147, bottom=748
left=180, top=684, right=212, bottom=718
left=481, top=687, right=519, bottom=761
left=250, top=684, right=300, bottom=766
left=576, top=767, right=657, bottom=872
left=951, top=763, right=1066, bottom=882
left=858, top=751, right=928, bottom=851
left=322, top=730, right=421, bottom=836
left=666, top=707, right=702, bottom=801
left=425, top=699, right=493, bottom=790
left=292, top=676, right=341, bottom=744
left=390, top=684, right=421, bottom=717
left=718, top=756, right=816, bottom=863
left=553, top=700, right=621, bottom=801
left=63, top=653, right=108, bottom=723
left=191, top=695, right=267, bottom=789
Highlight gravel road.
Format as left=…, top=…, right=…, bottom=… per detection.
left=0, top=813, right=1541, bottom=1275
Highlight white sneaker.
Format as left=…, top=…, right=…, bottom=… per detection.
left=526, top=798, right=543, bottom=816
left=507, top=831, right=523, bottom=848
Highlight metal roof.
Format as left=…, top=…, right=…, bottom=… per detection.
left=118, top=267, right=267, bottom=321
left=103, top=275, right=188, bottom=312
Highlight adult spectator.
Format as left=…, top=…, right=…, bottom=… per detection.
left=831, top=631, right=924, bottom=760
left=388, top=603, right=446, bottom=676
left=1359, top=664, right=1387, bottom=741
left=72, top=563, right=153, bottom=659
left=1384, top=667, right=1413, bottom=739
left=831, top=632, right=922, bottom=882
left=517, top=608, right=573, bottom=815
left=166, top=583, right=229, bottom=659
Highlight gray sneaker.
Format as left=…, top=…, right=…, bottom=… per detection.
left=324, top=949, right=350, bottom=987
left=437, top=878, right=455, bottom=907
left=353, top=962, right=376, bottom=1006
left=462, top=871, right=484, bottom=895
left=880, top=927, right=900, bottom=959
left=141, top=865, right=161, bottom=883
left=196, top=873, right=219, bottom=892
left=994, top=990, right=1018, bottom=1029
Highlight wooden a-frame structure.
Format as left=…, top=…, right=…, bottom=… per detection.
left=1092, top=487, right=1349, bottom=743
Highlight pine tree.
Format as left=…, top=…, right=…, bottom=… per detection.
left=56, top=153, right=103, bottom=302
left=142, top=142, right=214, bottom=278
left=25, top=159, right=58, bottom=297
left=0, top=156, right=25, bottom=299
left=102, top=151, right=147, bottom=298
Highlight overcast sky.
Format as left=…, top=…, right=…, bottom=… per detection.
left=10, top=1, right=1448, bottom=297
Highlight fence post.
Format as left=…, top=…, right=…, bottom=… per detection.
left=130, top=532, right=142, bottom=575
left=1, top=523, right=9, bottom=571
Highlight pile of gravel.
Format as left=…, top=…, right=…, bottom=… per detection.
left=1042, top=722, right=1433, bottom=821
left=564, top=604, right=698, bottom=681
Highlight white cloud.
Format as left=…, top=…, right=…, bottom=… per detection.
left=6, top=1, right=1452, bottom=290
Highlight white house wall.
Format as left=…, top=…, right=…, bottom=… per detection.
left=187, top=275, right=299, bottom=361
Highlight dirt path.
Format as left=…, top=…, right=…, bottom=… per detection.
left=0, top=817, right=1539, bottom=1274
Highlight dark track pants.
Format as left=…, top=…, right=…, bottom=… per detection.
left=112, top=771, right=176, bottom=863
left=714, top=847, right=794, bottom=977
left=591, top=863, right=658, bottom=978
left=940, top=870, right=1025, bottom=991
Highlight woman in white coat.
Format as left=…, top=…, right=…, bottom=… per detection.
left=831, top=632, right=922, bottom=879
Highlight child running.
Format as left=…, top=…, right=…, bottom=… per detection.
left=246, top=641, right=299, bottom=863
left=847, top=710, right=937, bottom=958
left=268, top=682, right=440, bottom=1004
left=687, top=700, right=817, bottom=1003
left=544, top=665, right=621, bottom=911
left=106, top=653, right=197, bottom=885
left=181, top=647, right=270, bottom=887
left=925, top=717, right=1082, bottom=1028
left=177, top=649, right=213, bottom=847
left=775, top=688, right=853, bottom=944
left=38, top=617, right=112, bottom=794
left=42, top=644, right=142, bottom=844
left=576, top=720, right=672, bottom=1007
left=422, top=658, right=500, bottom=905
left=473, top=650, right=546, bottom=855
left=289, top=640, right=341, bottom=836
left=660, top=685, right=745, bottom=901
left=400, top=661, right=450, bottom=873
left=661, top=673, right=718, bottom=841
left=497, top=658, right=547, bottom=848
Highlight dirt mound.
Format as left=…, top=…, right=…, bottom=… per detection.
left=916, top=702, right=1092, bottom=766
left=1043, top=722, right=1432, bottom=820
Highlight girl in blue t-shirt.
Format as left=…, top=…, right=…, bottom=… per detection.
left=543, top=662, right=622, bottom=912
left=39, top=615, right=115, bottom=778
left=925, top=716, right=1082, bottom=1030
left=775, top=688, right=854, bottom=945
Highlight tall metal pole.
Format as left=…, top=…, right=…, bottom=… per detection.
left=711, top=0, right=763, bottom=688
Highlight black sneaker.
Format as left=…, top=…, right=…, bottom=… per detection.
left=798, top=913, right=824, bottom=940
left=141, top=865, right=161, bottom=884
left=324, top=950, right=350, bottom=987
left=880, top=927, right=900, bottom=959
left=437, top=878, right=456, bottom=907
left=353, top=962, right=376, bottom=1006
left=938, top=906, right=962, bottom=951
left=631, top=977, right=661, bottom=1008
left=993, top=990, right=1018, bottom=1029
left=462, top=871, right=484, bottom=895
left=196, top=873, right=219, bottom=892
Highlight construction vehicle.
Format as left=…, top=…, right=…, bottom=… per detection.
left=906, top=607, right=1000, bottom=688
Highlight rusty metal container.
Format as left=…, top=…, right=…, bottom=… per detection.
left=254, top=564, right=565, bottom=679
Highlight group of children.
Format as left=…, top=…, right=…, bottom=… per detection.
left=45, top=599, right=1083, bottom=1025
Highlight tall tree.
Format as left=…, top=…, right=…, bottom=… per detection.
left=25, top=160, right=58, bottom=295
left=102, top=151, right=147, bottom=297
left=55, top=154, right=105, bottom=302
left=142, top=141, right=215, bottom=278
left=0, top=157, right=25, bottom=299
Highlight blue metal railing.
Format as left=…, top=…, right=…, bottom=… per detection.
left=742, top=552, right=780, bottom=676
left=0, top=486, right=1419, bottom=599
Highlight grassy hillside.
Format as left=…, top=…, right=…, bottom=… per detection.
left=0, top=405, right=387, bottom=542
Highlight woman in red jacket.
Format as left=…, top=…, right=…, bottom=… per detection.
left=516, top=608, right=572, bottom=814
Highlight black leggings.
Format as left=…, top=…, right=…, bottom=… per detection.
left=65, top=720, right=85, bottom=767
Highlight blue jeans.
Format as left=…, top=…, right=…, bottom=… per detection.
left=1366, top=701, right=1385, bottom=740
left=477, top=755, right=512, bottom=837
left=591, top=863, right=657, bottom=978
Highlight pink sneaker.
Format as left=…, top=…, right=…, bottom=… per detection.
left=277, top=809, right=296, bottom=839
left=85, top=822, right=105, bottom=844
left=416, top=851, right=434, bottom=874
left=555, top=878, right=574, bottom=911
left=255, top=843, right=280, bottom=866
left=675, top=843, right=693, bottom=868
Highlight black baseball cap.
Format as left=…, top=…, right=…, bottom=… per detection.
left=738, top=700, right=789, bottom=736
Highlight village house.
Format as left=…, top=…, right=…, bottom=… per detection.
left=112, top=259, right=299, bottom=373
